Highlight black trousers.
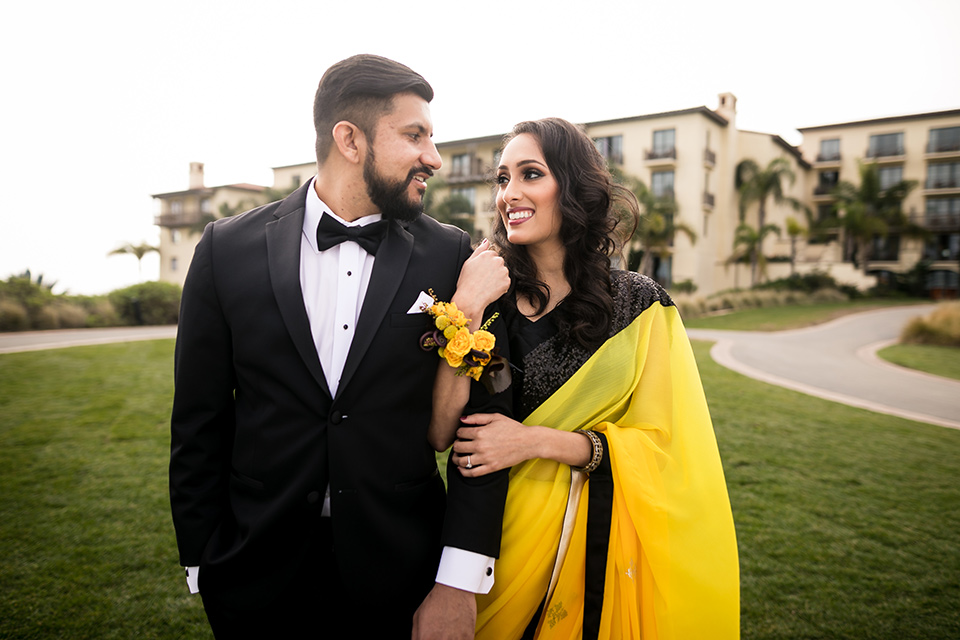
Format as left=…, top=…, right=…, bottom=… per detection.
left=201, top=519, right=414, bottom=639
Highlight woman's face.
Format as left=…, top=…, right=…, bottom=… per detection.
left=495, top=133, right=562, bottom=249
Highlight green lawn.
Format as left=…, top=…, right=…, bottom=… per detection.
left=877, top=343, right=960, bottom=381
left=684, top=298, right=928, bottom=331
left=1, top=339, right=958, bottom=638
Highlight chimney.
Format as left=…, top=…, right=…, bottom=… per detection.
left=716, top=92, right=737, bottom=125
left=189, top=162, right=205, bottom=189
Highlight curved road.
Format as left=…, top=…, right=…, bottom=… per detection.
left=1, top=307, right=957, bottom=429
left=688, top=304, right=960, bottom=430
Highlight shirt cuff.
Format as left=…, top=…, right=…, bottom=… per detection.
left=435, top=546, right=495, bottom=594
left=185, top=566, right=200, bottom=594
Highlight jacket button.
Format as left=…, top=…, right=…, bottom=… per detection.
left=330, top=411, right=343, bottom=425
left=486, top=567, right=493, bottom=576
left=306, top=491, right=320, bottom=504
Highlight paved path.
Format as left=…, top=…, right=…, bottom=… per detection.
left=2, top=309, right=958, bottom=430
left=687, top=304, right=960, bottom=430
left=0, top=325, right=177, bottom=354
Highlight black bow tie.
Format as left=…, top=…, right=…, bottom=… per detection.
left=315, top=215, right=388, bottom=255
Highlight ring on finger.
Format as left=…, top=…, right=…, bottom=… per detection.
left=466, top=455, right=473, bottom=469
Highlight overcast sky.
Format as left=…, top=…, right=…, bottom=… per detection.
left=2, top=0, right=958, bottom=295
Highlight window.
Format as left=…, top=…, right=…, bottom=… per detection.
left=926, top=197, right=960, bottom=218
left=928, top=127, right=960, bottom=153
left=200, top=198, right=212, bottom=213
left=651, top=170, right=674, bottom=199
left=170, top=200, right=183, bottom=215
left=594, top=135, right=623, bottom=164
left=170, top=228, right=181, bottom=244
left=450, top=153, right=471, bottom=177
left=450, top=187, right=475, bottom=210
left=819, top=139, right=840, bottom=162
left=652, top=129, right=676, bottom=157
left=925, top=233, right=960, bottom=261
left=878, top=165, right=903, bottom=191
left=871, top=234, right=900, bottom=261
left=867, top=132, right=904, bottom=158
left=816, top=170, right=839, bottom=195
left=171, top=257, right=179, bottom=272
left=927, top=162, right=960, bottom=189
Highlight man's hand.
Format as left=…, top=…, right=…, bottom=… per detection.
left=411, top=583, right=476, bottom=640
left=452, top=239, right=509, bottom=325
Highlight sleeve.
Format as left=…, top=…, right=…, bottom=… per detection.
left=439, top=233, right=513, bottom=560
left=169, top=223, right=237, bottom=566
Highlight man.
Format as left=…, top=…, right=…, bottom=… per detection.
left=170, top=54, right=511, bottom=638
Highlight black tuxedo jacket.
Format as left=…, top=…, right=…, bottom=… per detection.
left=169, top=181, right=510, bottom=611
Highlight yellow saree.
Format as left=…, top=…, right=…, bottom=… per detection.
left=475, top=298, right=739, bottom=639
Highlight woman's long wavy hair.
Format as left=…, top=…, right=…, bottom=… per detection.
left=492, top=118, right=640, bottom=348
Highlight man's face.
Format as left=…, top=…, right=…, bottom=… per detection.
left=362, top=93, right=442, bottom=221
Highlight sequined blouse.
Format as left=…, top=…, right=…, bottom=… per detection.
left=501, top=270, right=675, bottom=421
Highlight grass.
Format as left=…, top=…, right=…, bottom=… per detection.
left=876, top=343, right=960, bottom=381
left=684, top=298, right=927, bottom=331
left=1, top=337, right=959, bottom=638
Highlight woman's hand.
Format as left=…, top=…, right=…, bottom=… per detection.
left=451, top=239, right=510, bottom=325
left=451, top=413, right=540, bottom=477
left=451, top=413, right=595, bottom=476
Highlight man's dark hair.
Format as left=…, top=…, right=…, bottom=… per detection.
left=313, top=54, right=434, bottom=166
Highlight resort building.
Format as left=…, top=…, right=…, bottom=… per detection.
left=153, top=100, right=960, bottom=298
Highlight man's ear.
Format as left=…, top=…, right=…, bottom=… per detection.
left=332, top=121, right=365, bottom=165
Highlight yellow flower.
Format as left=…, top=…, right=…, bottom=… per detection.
left=473, top=330, right=495, bottom=352
left=467, top=367, right=483, bottom=380
left=445, top=327, right=473, bottom=359
left=435, top=316, right=452, bottom=331
left=443, top=325, right=458, bottom=340
left=444, top=348, right=464, bottom=368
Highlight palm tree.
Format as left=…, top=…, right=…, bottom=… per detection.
left=729, top=222, right=781, bottom=285
left=610, top=167, right=696, bottom=281
left=108, top=242, right=159, bottom=280
left=735, top=158, right=808, bottom=284
left=785, top=216, right=807, bottom=276
left=831, top=161, right=920, bottom=274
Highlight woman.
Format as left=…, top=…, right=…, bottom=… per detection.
left=430, top=118, right=739, bottom=639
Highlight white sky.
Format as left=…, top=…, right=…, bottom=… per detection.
left=2, top=0, right=958, bottom=295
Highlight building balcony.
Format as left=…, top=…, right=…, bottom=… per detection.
left=703, top=148, right=716, bottom=167
left=702, top=191, right=715, bottom=210
left=155, top=210, right=208, bottom=227
left=814, top=152, right=842, bottom=167
left=924, top=212, right=960, bottom=231
left=924, top=179, right=960, bottom=195
left=652, top=189, right=675, bottom=201
left=444, top=156, right=488, bottom=184
left=813, top=184, right=837, bottom=199
left=925, top=141, right=960, bottom=159
left=645, top=148, right=677, bottom=166
left=864, top=148, right=905, bottom=164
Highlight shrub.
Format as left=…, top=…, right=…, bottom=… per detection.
left=901, top=302, right=960, bottom=347
left=108, top=282, right=182, bottom=326
left=0, top=299, right=29, bottom=331
left=670, top=279, right=698, bottom=295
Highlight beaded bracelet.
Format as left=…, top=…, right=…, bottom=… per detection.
left=572, top=429, right=603, bottom=474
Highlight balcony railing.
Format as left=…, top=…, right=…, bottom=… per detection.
left=155, top=210, right=207, bottom=227
left=814, top=184, right=837, bottom=196
left=703, top=148, right=716, bottom=166
left=446, top=156, right=487, bottom=183
left=865, top=147, right=904, bottom=159
left=927, top=141, right=960, bottom=154
left=816, top=152, right=841, bottom=162
left=652, top=188, right=675, bottom=201
left=925, top=178, right=959, bottom=190
left=645, top=148, right=677, bottom=161
left=924, top=212, right=960, bottom=230
left=703, top=191, right=715, bottom=208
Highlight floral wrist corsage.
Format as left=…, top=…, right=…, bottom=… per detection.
left=419, top=292, right=510, bottom=393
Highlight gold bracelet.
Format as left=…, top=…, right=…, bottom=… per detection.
left=572, top=429, right=603, bottom=474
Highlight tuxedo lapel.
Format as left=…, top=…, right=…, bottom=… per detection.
left=265, top=186, right=331, bottom=397
left=336, top=220, right=413, bottom=401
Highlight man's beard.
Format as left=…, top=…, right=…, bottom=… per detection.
left=363, top=150, right=430, bottom=222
